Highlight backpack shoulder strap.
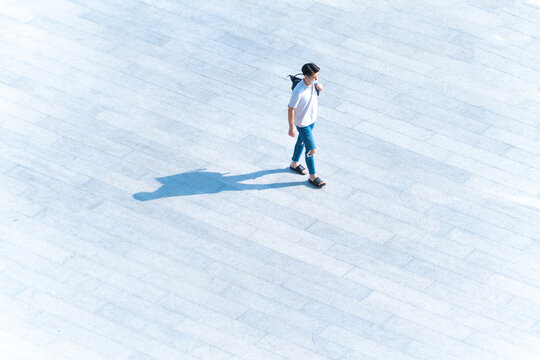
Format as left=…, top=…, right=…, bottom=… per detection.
left=287, top=73, right=319, bottom=96
left=288, top=73, right=303, bottom=91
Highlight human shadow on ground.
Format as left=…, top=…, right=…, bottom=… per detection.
left=133, top=168, right=307, bottom=201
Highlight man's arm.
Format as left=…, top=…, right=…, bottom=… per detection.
left=288, top=107, right=295, bottom=137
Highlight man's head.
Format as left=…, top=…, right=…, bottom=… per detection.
left=301, top=63, right=320, bottom=84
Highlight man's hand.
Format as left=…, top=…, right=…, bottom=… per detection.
left=315, top=83, right=324, bottom=92
left=288, top=127, right=296, bottom=137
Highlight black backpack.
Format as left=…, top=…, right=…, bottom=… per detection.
left=288, top=73, right=319, bottom=96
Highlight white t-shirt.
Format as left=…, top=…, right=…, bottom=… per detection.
left=288, top=80, right=318, bottom=127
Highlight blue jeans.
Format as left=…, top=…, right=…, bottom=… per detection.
left=292, top=123, right=316, bottom=175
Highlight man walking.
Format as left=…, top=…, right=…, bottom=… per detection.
left=288, top=63, right=326, bottom=187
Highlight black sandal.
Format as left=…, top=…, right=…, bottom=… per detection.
left=290, top=164, right=307, bottom=175
left=309, top=177, right=326, bottom=188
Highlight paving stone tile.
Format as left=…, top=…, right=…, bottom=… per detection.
left=303, top=301, right=412, bottom=350
left=361, top=291, right=472, bottom=339
left=174, top=319, right=282, bottom=360
left=320, top=325, right=416, bottom=360
left=425, top=281, right=536, bottom=331
left=240, top=311, right=348, bottom=359
left=257, top=333, right=344, bottom=360
left=386, top=316, right=500, bottom=360
left=29, top=311, right=136, bottom=359
left=205, top=261, right=310, bottom=310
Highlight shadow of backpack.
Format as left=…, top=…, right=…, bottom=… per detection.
left=288, top=73, right=319, bottom=96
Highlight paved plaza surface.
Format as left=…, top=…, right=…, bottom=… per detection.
left=1, top=0, right=540, bottom=359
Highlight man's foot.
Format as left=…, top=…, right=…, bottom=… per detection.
left=309, top=176, right=326, bottom=188
left=290, top=162, right=307, bottom=175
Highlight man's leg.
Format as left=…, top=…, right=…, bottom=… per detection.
left=298, top=124, right=316, bottom=175
left=291, top=129, right=307, bottom=174
left=305, top=149, right=316, bottom=175
left=291, top=133, right=304, bottom=163
left=301, top=124, right=325, bottom=186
